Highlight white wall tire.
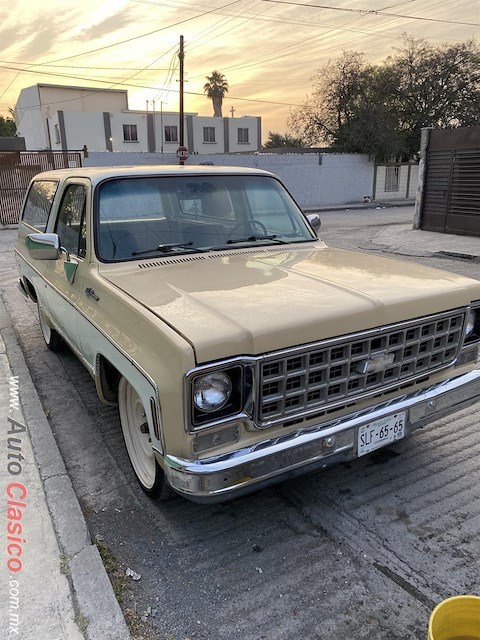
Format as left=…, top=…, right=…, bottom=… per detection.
left=118, top=377, right=172, bottom=499
left=38, top=303, right=63, bottom=351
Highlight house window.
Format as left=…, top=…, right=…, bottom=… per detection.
left=203, top=127, right=216, bottom=143
left=237, top=128, right=249, bottom=144
left=123, top=124, right=138, bottom=142
left=164, top=125, right=178, bottom=142
left=54, top=124, right=60, bottom=144
left=384, top=166, right=400, bottom=192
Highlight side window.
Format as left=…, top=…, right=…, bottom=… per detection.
left=22, top=181, right=58, bottom=231
left=55, top=185, right=87, bottom=257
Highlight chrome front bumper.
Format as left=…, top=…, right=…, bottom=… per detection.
left=164, top=370, right=480, bottom=503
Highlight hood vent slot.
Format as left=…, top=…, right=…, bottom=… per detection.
left=137, top=244, right=313, bottom=268
left=206, top=245, right=313, bottom=259
left=138, top=255, right=207, bottom=269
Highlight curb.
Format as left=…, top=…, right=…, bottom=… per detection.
left=0, top=295, right=130, bottom=640
left=303, top=199, right=415, bottom=213
left=434, top=250, right=480, bottom=262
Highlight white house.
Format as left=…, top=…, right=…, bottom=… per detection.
left=14, top=84, right=261, bottom=154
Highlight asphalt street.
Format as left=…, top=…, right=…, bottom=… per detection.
left=2, top=206, right=480, bottom=640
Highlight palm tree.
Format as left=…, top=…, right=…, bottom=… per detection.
left=203, top=71, right=229, bottom=117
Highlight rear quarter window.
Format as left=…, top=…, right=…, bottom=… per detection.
left=22, top=180, right=58, bottom=231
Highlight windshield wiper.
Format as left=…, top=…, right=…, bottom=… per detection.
left=226, top=234, right=287, bottom=245
left=132, top=242, right=208, bottom=256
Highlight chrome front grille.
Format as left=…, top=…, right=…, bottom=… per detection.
left=258, top=310, right=465, bottom=423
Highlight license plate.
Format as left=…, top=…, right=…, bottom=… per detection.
left=357, top=412, right=405, bottom=457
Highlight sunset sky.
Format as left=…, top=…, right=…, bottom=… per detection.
left=1, top=0, right=479, bottom=138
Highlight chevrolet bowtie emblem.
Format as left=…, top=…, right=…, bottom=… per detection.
left=355, top=352, right=395, bottom=375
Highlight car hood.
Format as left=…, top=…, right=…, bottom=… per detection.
left=101, top=244, right=480, bottom=363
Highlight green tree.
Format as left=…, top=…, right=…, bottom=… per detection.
left=264, top=131, right=305, bottom=148
left=289, top=51, right=368, bottom=147
left=0, top=115, right=16, bottom=136
left=289, top=38, right=480, bottom=161
left=388, top=37, right=480, bottom=155
left=203, top=71, right=229, bottom=117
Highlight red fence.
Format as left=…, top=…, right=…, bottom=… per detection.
left=0, top=151, right=82, bottom=226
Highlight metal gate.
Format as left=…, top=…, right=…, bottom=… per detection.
left=448, top=150, right=480, bottom=235
left=422, top=127, right=480, bottom=236
left=0, top=151, right=82, bottom=226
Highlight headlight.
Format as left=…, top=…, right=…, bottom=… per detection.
left=193, top=371, right=232, bottom=413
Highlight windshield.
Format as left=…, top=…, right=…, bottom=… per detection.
left=95, top=174, right=316, bottom=261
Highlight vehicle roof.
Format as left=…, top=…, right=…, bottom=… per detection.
left=31, top=164, right=276, bottom=184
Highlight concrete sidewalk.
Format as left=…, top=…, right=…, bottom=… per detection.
left=304, top=197, right=416, bottom=212
left=0, top=229, right=130, bottom=639
left=314, top=198, right=480, bottom=261
left=367, top=224, right=480, bottom=261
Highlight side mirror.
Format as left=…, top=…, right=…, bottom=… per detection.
left=26, top=233, right=60, bottom=260
left=306, top=213, right=321, bottom=232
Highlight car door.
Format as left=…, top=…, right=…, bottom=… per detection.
left=43, top=180, right=90, bottom=358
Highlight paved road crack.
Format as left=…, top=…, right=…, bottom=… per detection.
left=373, top=563, right=436, bottom=609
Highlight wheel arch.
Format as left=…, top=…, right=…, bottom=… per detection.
left=94, top=352, right=164, bottom=454
left=22, top=276, right=38, bottom=303
left=95, top=354, right=121, bottom=405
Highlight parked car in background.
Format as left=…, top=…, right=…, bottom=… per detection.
left=15, top=165, right=480, bottom=502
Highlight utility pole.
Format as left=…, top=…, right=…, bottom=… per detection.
left=160, top=101, right=164, bottom=154
left=152, top=100, right=156, bottom=153
left=179, top=35, right=185, bottom=165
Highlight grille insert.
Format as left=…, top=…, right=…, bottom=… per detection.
left=258, top=311, right=465, bottom=423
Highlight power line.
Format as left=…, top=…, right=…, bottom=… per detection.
left=192, top=0, right=470, bottom=77
left=186, top=0, right=463, bottom=79
left=260, top=0, right=480, bottom=26
left=186, top=0, right=269, bottom=54
left=2, top=64, right=299, bottom=109
left=2, top=0, right=474, bottom=115
left=0, top=62, right=173, bottom=71
left=152, top=50, right=179, bottom=102
left=36, top=0, right=243, bottom=66
left=4, top=0, right=471, bottom=85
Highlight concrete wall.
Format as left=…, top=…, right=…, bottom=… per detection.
left=51, top=111, right=108, bottom=151
left=409, top=164, right=419, bottom=198
left=83, top=151, right=374, bottom=208
left=109, top=112, right=149, bottom=152
left=191, top=116, right=225, bottom=154
left=38, top=85, right=128, bottom=113
left=154, top=113, right=185, bottom=153
left=15, top=86, right=47, bottom=149
left=374, top=163, right=419, bottom=200
left=227, top=117, right=260, bottom=153
left=0, top=137, right=26, bottom=151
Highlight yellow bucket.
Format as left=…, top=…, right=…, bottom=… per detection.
left=428, top=595, right=480, bottom=640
